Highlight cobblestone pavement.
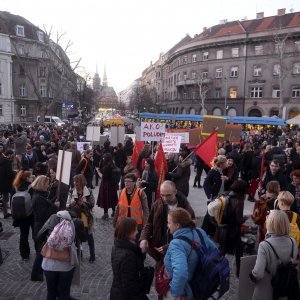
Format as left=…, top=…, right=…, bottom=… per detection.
left=0, top=173, right=254, bottom=300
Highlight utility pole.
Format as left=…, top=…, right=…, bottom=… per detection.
left=224, top=77, right=228, bottom=116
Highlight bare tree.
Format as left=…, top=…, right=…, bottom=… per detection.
left=194, top=75, right=211, bottom=113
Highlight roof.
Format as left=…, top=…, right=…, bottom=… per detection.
left=191, top=11, right=300, bottom=43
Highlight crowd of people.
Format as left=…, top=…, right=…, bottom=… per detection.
left=0, top=121, right=300, bottom=299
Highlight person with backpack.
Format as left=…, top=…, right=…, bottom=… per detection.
left=96, top=153, right=118, bottom=220
left=214, top=179, right=248, bottom=277
left=67, top=174, right=96, bottom=263
left=277, top=191, right=300, bottom=247
left=31, top=175, right=59, bottom=282
left=41, top=210, right=78, bottom=300
left=250, top=210, right=299, bottom=300
left=11, top=170, right=34, bottom=260
left=163, top=208, right=229, bottom=300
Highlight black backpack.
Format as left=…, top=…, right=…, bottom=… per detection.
left=176, top=229, right=230, bottom=300
left=11, top=189, right=32, bottom=220
left=265, top=239, right=300, bottom=300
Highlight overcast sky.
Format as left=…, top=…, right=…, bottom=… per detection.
left=1, top=0, right=300, bottom=93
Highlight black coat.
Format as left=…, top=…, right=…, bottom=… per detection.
left=0, top=156, right=15, bottom=193
left=203, top=168, right=222, bottom=199
left=262, top=170, right=288, bottom=191
left=110, top=239, right=148, bottom=300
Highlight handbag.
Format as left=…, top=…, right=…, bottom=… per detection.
left=155, top=264, right=170, bottom=296
left=41, top=242, right=70, bottom=262
left=139, top=266, right=154, bottom=294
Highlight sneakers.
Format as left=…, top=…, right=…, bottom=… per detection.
left=101, top=213, right=108, bottom=220
left=89, top=256, right=95, bottom=263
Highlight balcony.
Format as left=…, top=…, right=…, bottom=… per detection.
left=176, top=78, right=212, bottom=87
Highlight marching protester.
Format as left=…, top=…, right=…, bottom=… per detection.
left=76, top=149, right=94, bottom=189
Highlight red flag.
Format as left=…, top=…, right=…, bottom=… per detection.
left=194, top=131, right=218, bottom=167
left=132, top=141, right=144, bottom=168
left=154, top=142, right=168, bottom=198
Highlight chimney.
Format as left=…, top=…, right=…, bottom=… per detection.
left=203, top=27, right=207, bottom=31
left=277, top=8, right=286, bottom=16
left=219, top=19, right=227, bottom=24
left=256, top=12, right=264, bottom=19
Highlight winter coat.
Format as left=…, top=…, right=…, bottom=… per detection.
left=223, top=165, right=239, bottom=191
left=251, top=234, right=298, bottom=300
left=32, top=190, right=57, bottom=244
left=262, top=170, right=288, bottom=191
left=14, top=132, right=27, bottom=155
left=169, top=158, right=192, bottom=197
left=0, top=156, right=15, bottom=193
left=140, top=191, right=195, bottom=261
left=76, top=156, right=94, bottom=188
left=164, top=227, right=218, bottom=299
left=21, top=152, right=39, bottom=171
left=114, top=148, right=127, bottom=172
left=214, top=191, right=245, bottom=255
left=203, top=168, right=222, bottom=199
left=110, top=239, right=148, bottom=300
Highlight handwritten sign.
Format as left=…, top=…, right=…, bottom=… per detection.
left=166, top=132, right=189, bottom=143
left=141, top=122, right=166, bottom=142
left=162, top=134, right=182, bottom=153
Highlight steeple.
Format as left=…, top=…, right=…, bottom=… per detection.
left=102, top=65, right=108, bottom=87
left=93, top=64, right=101, bottom=91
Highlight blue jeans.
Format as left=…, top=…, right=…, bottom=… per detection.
left=44, top=268, right=75, bottom=300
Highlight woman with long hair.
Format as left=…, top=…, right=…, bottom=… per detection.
left=31, top=175, right=58, bottom=282
left=164, top=208, right=217, bottom=299
left=110, top=217, right=150, bottom=300
left=12, top=170, right=34, bottom=260
left=97, top=153, right=118, bottom=219
left=67, top=174, right=95, bottom=262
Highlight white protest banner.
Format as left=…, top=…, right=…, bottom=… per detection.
left=56, top=150, right=72, bottom=185
left=162, top=134, right=182, bottom=153
left=77, top=142, right=92, bottom=153
left=141, top=122, right=165, bottom=142
left=167, top=132, right=189, bottom=143
left=110, top=127, right=125, bottom=147
left=86, top=126, right=100, bottom=141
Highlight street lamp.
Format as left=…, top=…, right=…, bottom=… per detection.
left=224, top=77, right=228, bottom=116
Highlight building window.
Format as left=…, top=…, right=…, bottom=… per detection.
left=255, top=45, right=263, bottom=55
left=17, top=45, right=25, bottom=55
left=183, top=72, right=188, bottom=80
left=192, top=54, right=197, bottom=62
left=191, top=72, right=196, bottom=79
left=229, top=87, right=237, bottom=98
left=216, top=50, right=223, bottom=59
left=295, top=41, right=300, bottom=52
left=192, top=91, right=196, bottom=99
left=250, top=86, right=263, bottom=98
left=40, top=85, right=47, bottom=97
left=178, top=73, right=181, bottom=81
left=203, top=51, right=208, bottom=61
left=272, top=88, right=280, bottom=98
left=183, top=56, right=188, bottom=64
left=273, top=64, right=280, bottom=76
left=253, top=65, right=262, bottom=76
left=215, top=68, right=223, bottom=78
left=292, top=86, right=300, bottom=98
left=20, top=105, right=26, bottom=116
left=231, top=48, right=239, bottom=57
left=37, top=31, right=44, bottom=42
left=202, top=71, right=208, bottom=79
left=19, top=65, right=25, bottom=75
left=178, top=58, right=181, bottom=66
left=19, top=84, right=26, bottom=97
left=292, top=63, right=300, bottom=74
left=0, top=105, right=2, bottom=116
left=0, top=83, right=2, bottom=95
left=215, top=88, right=221, bottom=98
left=39, top=66, right=46, bottom=77
left=230, top=66, right=238, bottom=77
left=16, top=25, right=25, bottom=37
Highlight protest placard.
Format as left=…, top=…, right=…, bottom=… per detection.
left=86, top=126, right=100, bottom=141
left=141, top=122, right=166, bottom=142
left=110, top=126, right=125, bottom=146
left=202, top=115, right=226, bottom=138
left=162, top=134, right=182, bottom=153
left=56, top=150, right=72, bottom=185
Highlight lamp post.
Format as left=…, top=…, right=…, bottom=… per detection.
left=224, top=77, right=228, bottom=116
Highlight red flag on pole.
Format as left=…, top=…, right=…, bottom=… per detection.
left=154, top=142, right=168, bottom=198
left=194, top=131, right=218, bottom=168
left=132, top=141, right=144, bottom=168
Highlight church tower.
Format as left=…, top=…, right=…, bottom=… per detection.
left=93, top=65, right=101, bottom=92
left=102, top=65, right=108, bottom=87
